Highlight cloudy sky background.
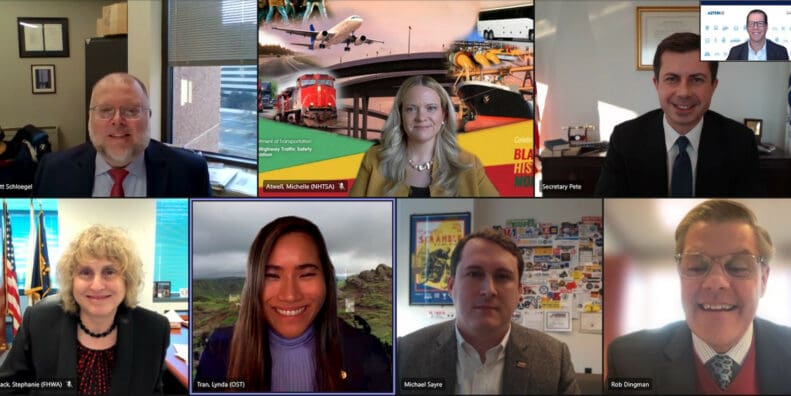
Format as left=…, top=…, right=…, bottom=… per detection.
left=192, top=200, right=393, bottom=278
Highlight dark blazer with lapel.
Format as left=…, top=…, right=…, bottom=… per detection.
left=194, top=319, right=392, bottom=392
left=0, top=295, right=170, bottom=395
left=33, top=140, right=211, bottom=197
left=595, top=109, right=763, bottom=197
left=607, top=319, right=791, bottom=394
left=726, top=39, right=790, bottom=60
left=397, top=320, right=580, bottom=394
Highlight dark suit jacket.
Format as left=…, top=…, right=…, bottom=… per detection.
left=726, top=39, right=790, bottom=61
left=33, top=140, right=211, bottom=197
left=0, top=295, right=170, bottom=395
left=595, top=109, right=763, bottom=197
left=397, top=320, right=580, bottom=394
left=607, top=319, right=791, bottom=394
left=194, top=319, right=392, bottom=392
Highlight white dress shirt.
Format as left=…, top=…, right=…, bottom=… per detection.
left=454, top=324, right=511, bottom=395
left=92, top=153, right=147, bottom=197
left=692, top=321, right=753, bottom=366
left=748, top=41, right=767, bottom=61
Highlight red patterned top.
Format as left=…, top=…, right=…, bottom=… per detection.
left=76, top=343, right=116, bottom=395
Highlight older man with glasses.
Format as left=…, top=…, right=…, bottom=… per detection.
left=607, top=200, right=791, bottom=394
left=726, top=9, right=789, bottom=61
left=34, top=72, right=211, bottom=197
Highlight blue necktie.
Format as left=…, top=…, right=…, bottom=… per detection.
left=671, top=136, right=692, bottom=197
left=706, top=354, right=739, bottom=390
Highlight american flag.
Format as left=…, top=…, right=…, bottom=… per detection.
left=3, top=200, right=22, bottom=335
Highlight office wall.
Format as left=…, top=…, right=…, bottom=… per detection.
left=128, top=0, right=162, bottom=140
left=396, top=198, right=603, bottom=374
left=537, top=0, right=790, bottom=149
left=57, top=199, right=187, bottom=313
left=0, top=1, right=116, bottom=150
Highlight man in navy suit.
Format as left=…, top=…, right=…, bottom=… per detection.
left=596, top=33, right=762, bottom=197
left=726, top=9, right=789, bottom=61
left=34, top=73, right=211, bottom=197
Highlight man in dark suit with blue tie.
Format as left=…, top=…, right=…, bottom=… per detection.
left=726, top=9, right=789, bottom=61
left=34, top=73, right=211, bottom=197
left=595, top=33, right=762, bottom=197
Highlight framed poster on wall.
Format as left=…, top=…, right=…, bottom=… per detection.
left=409, top=212, right=471, bottom=305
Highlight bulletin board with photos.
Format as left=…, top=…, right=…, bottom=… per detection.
left=494, top=216, right=603, bottom=332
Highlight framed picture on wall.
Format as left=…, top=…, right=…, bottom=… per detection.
left=544, top=310, right=572, bottom=332
left=31, top=64, right=56, bottom=94
left=744, top=118, right=763, bottom=143
left=409, top=212, right=471, bottom=305
left=636, top=7, right=699, bottom=70
left=17, top=17, right=70, bottom=58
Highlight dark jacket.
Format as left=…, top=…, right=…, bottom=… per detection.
left=595, top=109, right=763, bottom=197
left=397, top=320, right=580, bottom=394
left=33, top=140, right=211, bottom=197
left=194, top=319, right=392, bottom=392
left=607, top=319, right=791, bottom=394
left=0, top=295, right=170, bottom=395
left=726, top=39, right=789, bottom=61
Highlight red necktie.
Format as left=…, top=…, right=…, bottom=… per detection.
left=108, top=168, right=129, bottom=197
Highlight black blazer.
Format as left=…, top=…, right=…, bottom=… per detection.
left=726, top=39, right=790, bottom=61
left=595, top=109, right=763, bottom=197
left=607, top=319, right=791, bottom=394
left=33, top=140, right=211, bottom=197
left=0, top=295, right=170, bottom=395
left=194, top=319, right=392, bottom=392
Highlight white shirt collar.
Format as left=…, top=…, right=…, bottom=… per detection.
left=748, top=40, right=767, bottom=61
left=94, top=152, right=146, bottom=177
left=692, top=321, right=753, bottom=366
left=454, top=322, right=510, bottom=394
left=663, top=115, right=703, bottom=155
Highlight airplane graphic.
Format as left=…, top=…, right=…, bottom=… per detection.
left=272, top=15, right=384, bottom=51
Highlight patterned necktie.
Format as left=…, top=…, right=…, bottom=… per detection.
left=671, top=136, right=692, bottom=197
left=108, top=168, right=129, bottom=197
left=706, top=354, right=739, bottom=390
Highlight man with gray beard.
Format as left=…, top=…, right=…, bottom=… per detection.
left=34, top=73, right=210, bottom=197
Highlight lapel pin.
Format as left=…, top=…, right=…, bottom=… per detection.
left=516, top=361, right=527, bottom=368
left=340, top=370, right=348, bottom=380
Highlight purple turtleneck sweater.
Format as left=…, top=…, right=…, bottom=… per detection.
left=269, top=326, right=317, bottom=392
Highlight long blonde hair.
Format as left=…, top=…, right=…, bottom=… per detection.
left=378, top=75, right=471, bottom=196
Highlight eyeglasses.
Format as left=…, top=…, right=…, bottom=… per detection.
left=747, top=21, right=767, bottom=28
left=675, top=252, right=765, bottom=279
left=90, top=106, right=150, bottom=120
left=75, top=266, right=122, bottom=281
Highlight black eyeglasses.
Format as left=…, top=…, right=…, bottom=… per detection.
left=747, top=21, right=767, bottom=28
left=675, top=252, right=765, bottom=279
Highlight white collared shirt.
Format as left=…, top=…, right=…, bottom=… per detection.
left=93, top=153, right=147, bottom=197
left=692, top=321, right=753, bottom=366
left=748, top=41, right=767, bottom=61
left=663, top=115, right=702, bottom=196
left=454, top=324, right=510, bottom=395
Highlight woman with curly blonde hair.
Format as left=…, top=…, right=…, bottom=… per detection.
left=350, top=75, right=499, bottom=197
left=0, top=225, right=170, bottom=395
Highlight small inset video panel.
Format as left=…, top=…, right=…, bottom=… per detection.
left=701, top=1, right=791, bottom=61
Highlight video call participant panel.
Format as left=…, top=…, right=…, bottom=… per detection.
left=605, top=199, right=791, bottom=394
left=0, top=198, right=189, bottom=395
left=701, top=1, right=791, bottom=61
left=537, top=1, right=791, bottom=198
left=191, top=199, right=394, bottom=393
left=396, top=198, right=603, bottom=394
left=259, top=1, right=536, bottom=197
